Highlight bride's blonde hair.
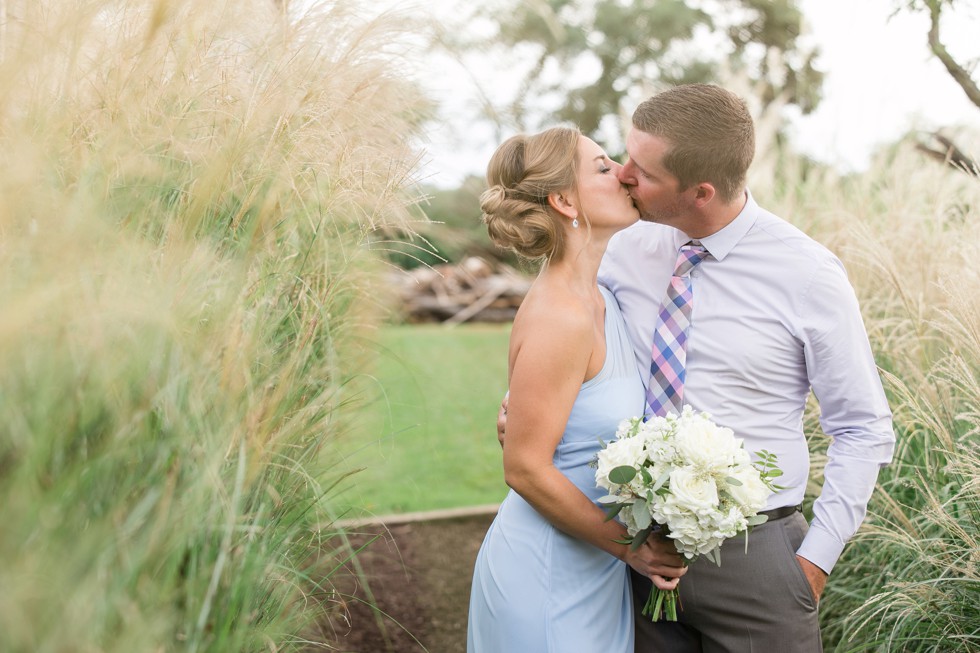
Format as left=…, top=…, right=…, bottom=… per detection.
left=480, top=127, right=580, bottom=261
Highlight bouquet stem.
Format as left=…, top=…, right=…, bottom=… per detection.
left=642, top=586, right=679, bottom=622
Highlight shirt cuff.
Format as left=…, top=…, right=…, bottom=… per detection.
left=796, top=523, right=845, bottom=575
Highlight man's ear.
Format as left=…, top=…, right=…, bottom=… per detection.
left=692, top=183, right=716, bottom=208
left=547, top=191, right=578, bottom=219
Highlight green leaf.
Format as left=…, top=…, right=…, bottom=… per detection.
left=603, top=503, right=626, bottom=522
left=629, top=525, right=653, bottom=550
left=632, top=498, right=652, bottom=530
left=609, top=465, right=637, bottom=485
left=746, top=514, right=769, bottom=526
left=652, top=470, right=671, bottom=492
left=726, top=476, right=743, bottom=486
left=621, top=419, right=636, bottom=437
left=707, top=547, right=722, bottom=566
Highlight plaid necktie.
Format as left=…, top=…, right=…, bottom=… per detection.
left=646, top=243, right=709, bottom=417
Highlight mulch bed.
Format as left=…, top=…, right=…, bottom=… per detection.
left=313, top=511, right=496, bottom=653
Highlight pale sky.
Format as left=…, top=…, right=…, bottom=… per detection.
left=791, top=0, right=980, bottom=172
left=402, top=0, right=980, bottom=188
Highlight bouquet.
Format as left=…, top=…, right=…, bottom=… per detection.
left=594, top=406, right=783, bottom=621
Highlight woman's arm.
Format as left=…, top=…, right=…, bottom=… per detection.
left=503, top=305, right=685, bottom=584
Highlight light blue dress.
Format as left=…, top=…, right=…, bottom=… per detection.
left=467, top=286, right=646, bottom=653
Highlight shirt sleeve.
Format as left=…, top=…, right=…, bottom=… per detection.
left=598, top=233, right=623, bottom=292
left=796, top=257, right=896, bottom=574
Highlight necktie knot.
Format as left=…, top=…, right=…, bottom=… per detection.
left=673, top=244, right=708, bottom=278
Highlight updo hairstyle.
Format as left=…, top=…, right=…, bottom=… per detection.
left=480, top=126, right=580, bottom=261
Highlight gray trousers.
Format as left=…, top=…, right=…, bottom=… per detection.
left=632, top=512, right=823, bottom=652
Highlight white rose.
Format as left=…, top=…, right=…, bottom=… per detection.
left=668, top=466, right=719, bottom=514
left=595, top=436, right=647, bottom=491
left=725, top=466, right=770, bottom=514
left=674, top=415, right=742, bottom=473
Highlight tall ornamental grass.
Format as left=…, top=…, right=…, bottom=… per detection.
left=755, top=138, right=980, bottom=651
left=0, top=1, right=427, bottom=651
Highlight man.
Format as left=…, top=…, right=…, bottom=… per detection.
left=498, top=84, right=895, bottom=651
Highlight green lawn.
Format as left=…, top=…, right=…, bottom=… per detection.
left=331, top=324, right=512, bottom=518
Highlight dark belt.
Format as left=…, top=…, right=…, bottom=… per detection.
left=760, top=504, right=802, bottom=521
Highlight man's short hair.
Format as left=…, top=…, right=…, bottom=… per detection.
left=633, top=84, right=755, bottom=203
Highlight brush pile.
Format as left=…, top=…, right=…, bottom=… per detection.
left=391, top=257, right=530, bottom=324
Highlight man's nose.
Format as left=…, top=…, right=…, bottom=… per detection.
left=618, top=160, right=636, bottom=185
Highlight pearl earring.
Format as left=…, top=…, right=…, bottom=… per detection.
left=572, top=218, right=579, bottom=229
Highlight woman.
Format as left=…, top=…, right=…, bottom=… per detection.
left=466, top=127, right=682, bottom=652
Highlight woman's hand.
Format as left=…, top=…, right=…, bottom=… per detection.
left=623, top=532, right=687, bottom=591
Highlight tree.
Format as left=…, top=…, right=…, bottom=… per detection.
left=380, top=178, right=522, bottom=269
left=909, top=0, right=980, bottom=109
left=898, top=0, right=979, bottom=175
left=459, top=0, right=823, bottom=145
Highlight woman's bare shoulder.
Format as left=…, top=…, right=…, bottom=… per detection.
left=508, top=282, right=593, bottom=374
left=513, top=282, right=592, bottom=339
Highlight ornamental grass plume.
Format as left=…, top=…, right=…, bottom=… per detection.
left=0, top=1, right=428, bottom=650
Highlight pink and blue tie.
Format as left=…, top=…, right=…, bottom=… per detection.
left=646, top=243, right=709, bottom=417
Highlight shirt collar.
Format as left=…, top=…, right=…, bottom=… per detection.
left=673, top=189, right=759, bottom=261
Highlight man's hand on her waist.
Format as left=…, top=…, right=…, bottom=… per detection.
left=496, top=392, right=509, bottom=449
